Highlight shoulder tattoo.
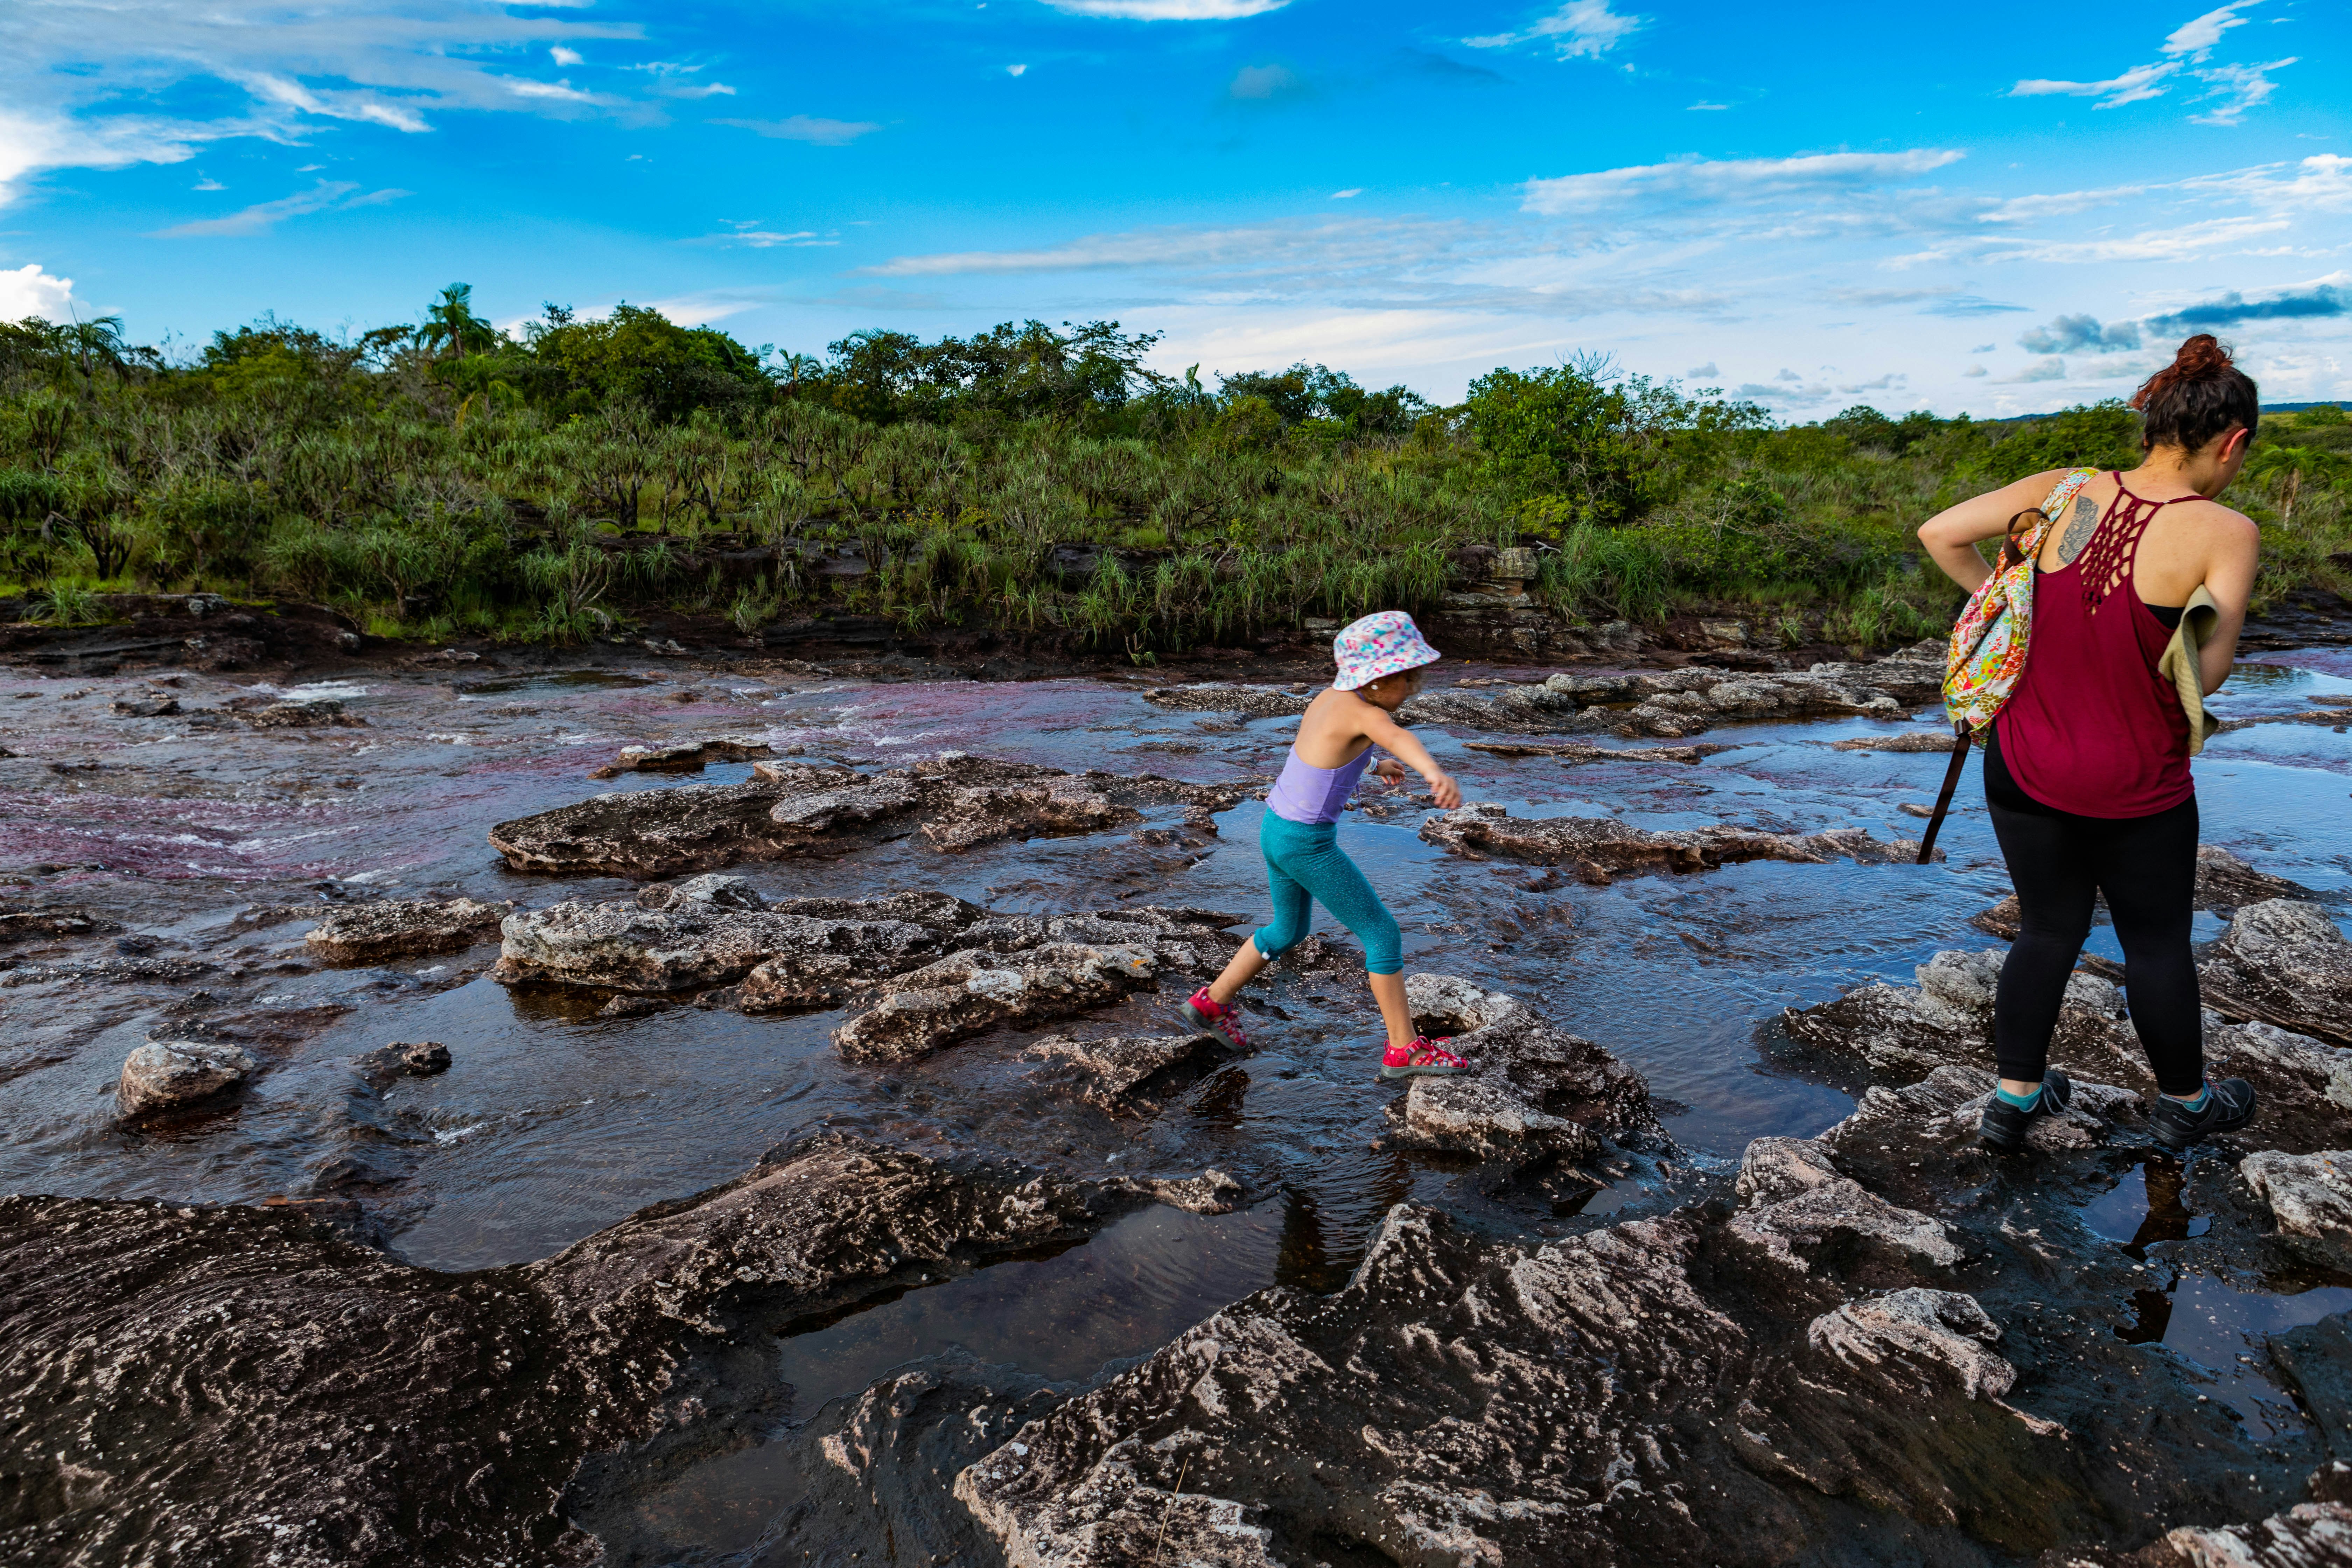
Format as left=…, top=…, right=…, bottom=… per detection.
left=2053, top=493, right=2099, bottom=565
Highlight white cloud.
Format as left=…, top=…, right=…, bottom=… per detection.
left=1962, top=364, right=1989, bottom=377
left=193, top=176, right=223, bottom=190
left=712, top=115, right=882, bottom=146
left=1686, top=361, right=1717, bottom=378
left=1521, top=148, right=1963, bottom=216
left=2004, top=357, right=2071, bottom=383
left=550, top=46, right=583, bottom=67
left=150, top=179, right=407, bottom=237
left=1466, top=0, right=1642, bottom=60
left=2010, top=62, right=2178, bottom=108
left=1687, top=100, right=1729, bottom=111
left=1330, top=188, right=1362, bottom=199
left=695, top=220, right=835, bottom=249
left=2163, top=1, right=2259, bottom=59
left=0, top=261, right=77, bottom=322
left=506, top=78, right=602, bottom=106
left=1034, top=0, right=1289, bottom=16
left=1006, top=63, right=1028, bottom=76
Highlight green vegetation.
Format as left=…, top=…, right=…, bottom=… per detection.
left=1, top=295, right=2342, bottom=656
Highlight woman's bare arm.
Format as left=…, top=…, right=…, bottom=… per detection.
left=1917, top=468, right=2074, bottom=594
left=2193, top=512, right=2260, bottom=695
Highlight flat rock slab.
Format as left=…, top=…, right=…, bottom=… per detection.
left=0, top=906, right=119, bottom=944
left=304, top=897, right=509, bottom=962
left=491, top=755, right=1247, bottom=877
left=117, top=1040, right=255, bottom=1119
left=1462, top=739, right=1734, bottom=764
left=1421, top=801, right=1930, bottom=882
left=1831, top=730, right=1960, bottom=752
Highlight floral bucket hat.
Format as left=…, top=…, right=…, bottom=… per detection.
left=1332, top=610, right=1442, bottom=692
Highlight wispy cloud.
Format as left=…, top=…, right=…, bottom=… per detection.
left=2005, top=1, right=2293, bottom=124
left=1330, top=188, right=1363, bottom=199
left=1521, top=148, right=1963, bottom=216
left=1466, top=0, right=1642, bottom=60
left=2003, top=357, right=2071, bottom=383
left=693, top=219, right=836, bottom=249
left=550, top=46, right=583, bottom=67
left=150, top=179, right=406, bottom=238
left=2018, top=313, right=2142, bottom=354
left=713, top=115, right=881, bottom=146
left=2010, top=62, right=2179, bottom=109
left=1034, top=0, right=1290, bottom=16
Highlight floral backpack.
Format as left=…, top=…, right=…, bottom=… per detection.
left=1913, top=468, right=2100, bottom=862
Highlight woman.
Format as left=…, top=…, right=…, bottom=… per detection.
left=1177, top=610, right=1473, bottom=1079
left=1918, top=334, right=2261, bottom=1153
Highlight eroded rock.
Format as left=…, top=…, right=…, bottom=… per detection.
left=495, top=876, right=975, bottom=998
left=0, top=906, right=119, bottom=944
left=2200, top=900, right=2352, bottom=1048
left=1383, top=972, right=1663, bottom=1168
left=117, top=1039, right=256, bottom=1119
left=492, top=755, right=1245, bottom=877
left=1731, top=1136, right=1960, bottom=1285
left=1022, top=1031, right=1245, bottom=1116
left=304, top=897, right=508, bottom=962
left=351, top=1040, right=451, bottom=1083
left=1421, top=802, right=1932, bottom=882
left=2242, top=1150, right=2352, bottom=1273
left=587, top=737, right=776, bottom=779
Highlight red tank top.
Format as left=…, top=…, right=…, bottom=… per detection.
left=1994, top=475, right=2195, bottom=819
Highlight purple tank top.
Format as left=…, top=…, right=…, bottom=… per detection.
left=1266, top=747, right=1373, bottom=824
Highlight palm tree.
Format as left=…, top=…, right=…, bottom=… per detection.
left=420, top=283, right=497, bottom=361
left=62, top=313, right=128, bottom=378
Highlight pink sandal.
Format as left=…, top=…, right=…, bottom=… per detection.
left=1176, top=987, right=1251, bottom=1050
left=1380, top=1037, right=1469, bottom=1079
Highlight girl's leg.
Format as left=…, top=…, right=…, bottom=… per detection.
left=1283, top=830, right=1414, bottom=1049
left=2089, top=796, right=2204, bottom=1097
left=1988, top=797, right=2097, bottom=1092
left=1206, top=938, right=1269, bottom=1006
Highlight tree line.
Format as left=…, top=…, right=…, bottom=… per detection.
left=0, top=287, right=2342, bottom=654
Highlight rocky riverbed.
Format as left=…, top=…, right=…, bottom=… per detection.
left=1, top=641, right=2349, bottom=1566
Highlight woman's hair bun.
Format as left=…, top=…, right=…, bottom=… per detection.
left=2131, top=333, right=2258, bottom=449
left=2170, top=332, right=2233, bottom=381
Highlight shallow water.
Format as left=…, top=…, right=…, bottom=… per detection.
left=3, top=650, right=2348, bottom=1554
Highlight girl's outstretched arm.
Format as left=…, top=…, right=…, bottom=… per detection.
left=1356, top=702, right=1461, bottom=808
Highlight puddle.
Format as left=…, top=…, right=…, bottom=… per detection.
left=2080, top=1155, right=2213, bottom=1258
left=2116, top=1274, right=2352, bottom=1437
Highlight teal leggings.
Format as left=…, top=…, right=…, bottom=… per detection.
left=1253, top=812, right=1403, bottom=975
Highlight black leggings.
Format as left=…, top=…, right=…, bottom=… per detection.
left=1984, top=730, right=2204, bottom=1094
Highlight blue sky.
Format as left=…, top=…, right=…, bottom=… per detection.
left=4, top=0, right=2347, bottom=415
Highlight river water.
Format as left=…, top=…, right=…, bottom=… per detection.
left=2, top=649, right=2347, bottom=1560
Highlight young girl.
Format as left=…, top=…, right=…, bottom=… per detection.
left=1177, top=610, right=1471, bottom=1078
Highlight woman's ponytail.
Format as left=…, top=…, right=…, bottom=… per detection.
left=2132, top=334, right=2259, bottom=453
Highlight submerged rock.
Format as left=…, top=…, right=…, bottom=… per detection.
left=1462, top=738, right=1734, bottom=763
left=1384, top=972, right=1663, bottom=1168
left=351, top=1040, right=451, bottom=1083
left=2200, top=899, right=2352, bottom=1048
left=0, top=905, right=119, bottom=944
left=240, top=698, right=364, bottom=729
left=1139, top=684, right=1314, bottom=719
left=494, top=875, right=975, bottom=998
left=491, top=755, right=1245, bottom=877
left=1831, top=730, right=1960, bottom=752
left=117, top=1040, right=256, bottom=1118
left=304, top=897, right=508, bottom=962
left=1421, top=801, right=1931, bottom=882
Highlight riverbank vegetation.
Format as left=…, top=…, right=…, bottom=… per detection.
left=1, top=291, right=2344, bottom=654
